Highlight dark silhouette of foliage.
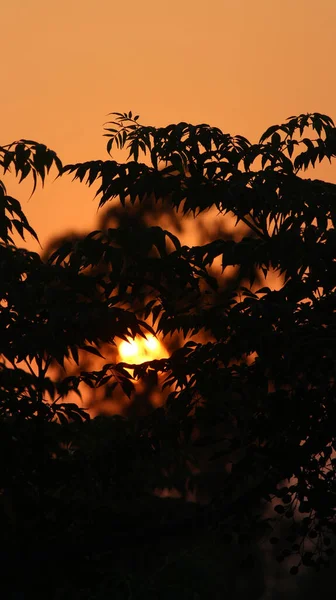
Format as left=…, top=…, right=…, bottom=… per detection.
left=61, top=110, right=336, bottom=567
left=1, top=111, right=336, bottom=596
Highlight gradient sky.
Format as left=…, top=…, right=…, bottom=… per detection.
left=2, top=0, right=336, bottom=251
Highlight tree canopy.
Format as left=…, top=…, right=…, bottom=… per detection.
left=1, top=111, right=336, bottom=596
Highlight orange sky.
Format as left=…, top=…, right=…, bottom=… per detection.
left=2, top=0, right=336, bottom=252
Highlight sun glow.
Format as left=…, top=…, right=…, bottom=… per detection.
left=118, top=335, right=166, bottom=364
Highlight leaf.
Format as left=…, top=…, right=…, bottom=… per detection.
left=271, top=132, right=281, bottom=147
left=121, top=378, right=134, bottom=398
left=79, top=345, right=105, bottom=359
left=70, top=345, right=79, bottom=365
left=259, top=124, right=280, bottom=143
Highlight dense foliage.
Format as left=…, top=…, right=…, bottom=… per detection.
left=1, top=111, right=336, bottom=596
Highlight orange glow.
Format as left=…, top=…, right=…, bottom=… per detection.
left=1, top=1, right=336, bottom=255
left=118, top=335, right=167, bottom=364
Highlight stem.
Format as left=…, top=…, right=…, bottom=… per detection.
left=238, top=214, right=269, bottom=240
left=24, top=358, right=36, bottom=377
left=50, top=395, right=62, bottom=406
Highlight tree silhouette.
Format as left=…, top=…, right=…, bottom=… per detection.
left=1, top=111, right=336, bottom=596
left=60, top=110, right=336, bottom=567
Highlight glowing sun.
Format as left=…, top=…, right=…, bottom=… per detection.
left=118, top=335, right=167, bottom=364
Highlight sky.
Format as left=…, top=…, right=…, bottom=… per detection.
left=2, top=0, right=336, bottom=251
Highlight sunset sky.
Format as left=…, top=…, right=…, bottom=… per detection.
left=2, top=0, right=336, bottom=251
